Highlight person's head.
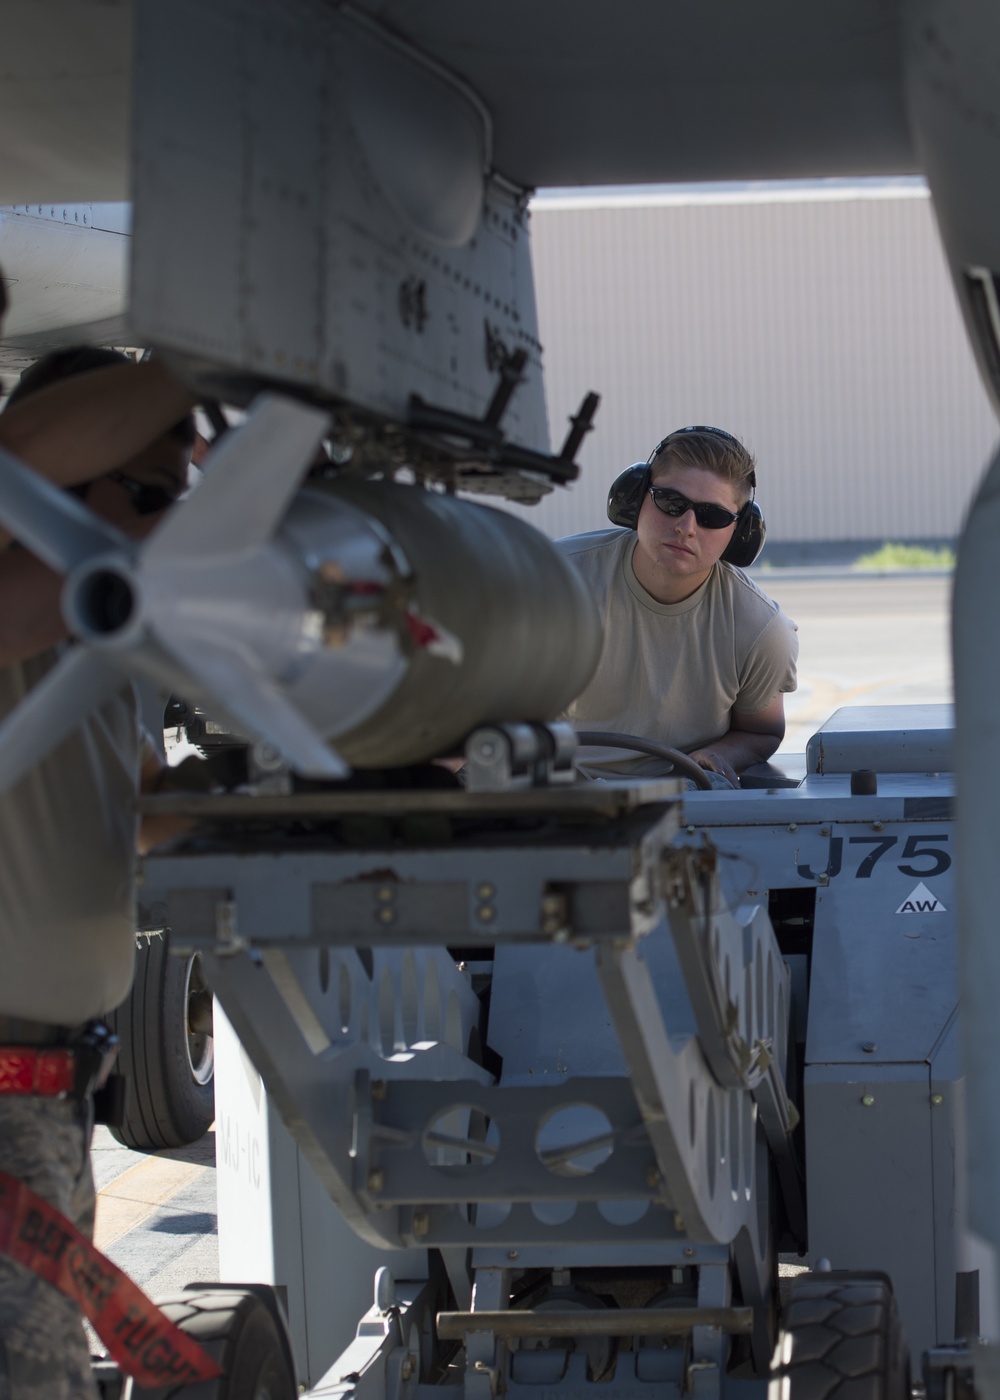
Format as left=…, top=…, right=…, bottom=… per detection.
left=5, top=345, right=195, bottom=515
left=647, top=426, right=756, bottom=503
left=604, top=425, right=763, bottom=601
left=5, top=345, right=132, bottom=406
left=607, top=425, right=765, bottom=596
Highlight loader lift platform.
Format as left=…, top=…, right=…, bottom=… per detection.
left=128, top=703, right=957, bottom=1400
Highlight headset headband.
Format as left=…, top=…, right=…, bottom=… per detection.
left=649, top=425, right=756, bottom=492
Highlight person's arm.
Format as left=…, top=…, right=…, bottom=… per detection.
left=688, top=693, right=786, bottom=785
left=137, top=746, right=208, bottom=854
left=0, top=360, right=195, bottom=490
left=0, top=548, right=68, bottom=667
left=0, top=503, right=172, bottom=667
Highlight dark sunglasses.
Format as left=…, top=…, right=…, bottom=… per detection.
left=648, top=486, right=740, bottom=530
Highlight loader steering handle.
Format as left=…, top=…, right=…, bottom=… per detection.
left=574, top=732, right=715, bottom=790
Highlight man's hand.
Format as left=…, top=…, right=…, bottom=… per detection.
left=138, top=751, right=208, bottom=854
left=687, top=746, right=740, bottom=787
left=0, top=371, right=192, bottom=664
left=688, top=694, right=787, bottom=785
left=0, top=361, right=195, bottom=495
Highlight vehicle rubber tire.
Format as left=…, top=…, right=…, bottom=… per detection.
left=769, top=1273, right=909, bottom=1400
left=124, top=1286, right=297, bottom=1399
left=107, top=930, right=215, bottom=1151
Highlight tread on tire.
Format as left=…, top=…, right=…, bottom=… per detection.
left=769, top=1272, right=910, bottom=1400
left=107, top=931, right=215, bottom=1152
left=124, top=1285, right=297, bottom=1399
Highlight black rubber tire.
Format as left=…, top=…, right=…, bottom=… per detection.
left=107, top=931, right=215, bottom=1152
left=124, top=1287, right=297, bottom=1399
left=769, top=1273, right=910, bottom=1400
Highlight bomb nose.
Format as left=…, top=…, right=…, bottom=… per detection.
left=77, top=568, right=136, bottom=634
left=63, top=557, right=141, bottom=644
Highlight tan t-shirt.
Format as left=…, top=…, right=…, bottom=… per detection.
left=556, top=528, right=798, bottom=777
left=0, top=645, right=141, bottom=1024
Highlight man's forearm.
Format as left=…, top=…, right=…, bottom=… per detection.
left=689, top=725, right=782, bottom=780
left=0, top=549, right=68, bottom=666
left=0, top=492, right=177, bottom=666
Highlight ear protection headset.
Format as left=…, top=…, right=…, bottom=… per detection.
left=606, top=426, right=766, bottom=568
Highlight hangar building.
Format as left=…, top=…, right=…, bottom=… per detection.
left=519, top=179, right=998, bottom=554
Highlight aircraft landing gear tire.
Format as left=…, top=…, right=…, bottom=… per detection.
left=124, top=1286, right=297, bottom=1399
left=107, top=931, right=215, bottom=1152
left=769, top=1273, right=909, bottom=1400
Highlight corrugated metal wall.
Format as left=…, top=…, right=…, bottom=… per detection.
left=507, top=185, right=999, bottom=543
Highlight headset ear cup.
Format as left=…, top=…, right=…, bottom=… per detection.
left=607, top=464, right=650, bottom=528
left=721, top=500, right=766, bottom=568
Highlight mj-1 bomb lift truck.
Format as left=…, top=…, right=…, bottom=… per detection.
left=3, top=4, right=1000, bottom=1398
left=126, top=698, right=965, bottom=1400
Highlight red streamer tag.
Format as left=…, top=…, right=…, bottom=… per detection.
left=0, top=1170, right=223, bottom=1387
left=404, top=609, right=441, bottom=649
left=0, top=1048, right=76, bottom=1095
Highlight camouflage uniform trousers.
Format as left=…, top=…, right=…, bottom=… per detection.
left=0, top=1097, right=98, bottom=1400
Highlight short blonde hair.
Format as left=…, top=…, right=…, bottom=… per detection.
left=649, top=427, right=756, bottom=504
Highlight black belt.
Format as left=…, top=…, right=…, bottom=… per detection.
left=0, top=1014, right=84, bottom=1047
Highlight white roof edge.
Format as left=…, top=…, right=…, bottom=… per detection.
left=529, top=177, right=929, bottom=212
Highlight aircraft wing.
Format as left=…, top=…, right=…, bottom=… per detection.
left=0, top=0, right=913, bottom=209
left=351, top=2, right=915, bottom=187
left=0, top=1, right=131, bottom=204
left=0, top=205, right=129, bottom=374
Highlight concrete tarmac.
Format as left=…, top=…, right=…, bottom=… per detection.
left=92, top=1126, right=219, bottom=1298
left=760, top=570, right=952, bottom=753
left=92, top=568, right=956, bottom=1308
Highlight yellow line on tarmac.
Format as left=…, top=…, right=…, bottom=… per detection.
left=95, top=1155, right=206, bottom=1251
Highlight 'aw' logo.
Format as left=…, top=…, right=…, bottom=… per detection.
left=896, top=881, right=946, bottom=915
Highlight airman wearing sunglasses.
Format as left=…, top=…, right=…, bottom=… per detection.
left=0, top=313, right=199, bottom=1399
left=557, top=427, right=798, bottom=788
